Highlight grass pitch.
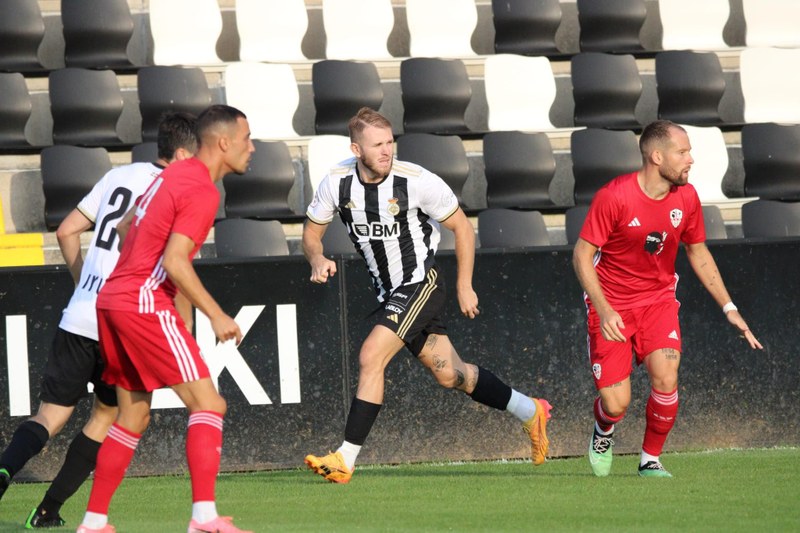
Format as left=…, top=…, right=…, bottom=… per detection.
left=0, top=448, right=797, bottom=532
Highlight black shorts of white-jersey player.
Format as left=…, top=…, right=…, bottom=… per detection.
left=301, top=107, right=553, bottom=482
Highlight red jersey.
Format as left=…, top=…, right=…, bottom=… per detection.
left=579, top=171, right=706, bottom=310
left=97, top=158, right=219, bottom=314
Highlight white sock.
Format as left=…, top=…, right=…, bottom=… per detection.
left=337, top=440, right=361, bottom=471
left=81, top=512, right=107, bottom=529
left=594, top=422, right=614, bottom=436
left=640, top=451, right=660, bottom=466
left=506, top=389, right=537, bottom=422
left=192, top=501, right=218, bottom=524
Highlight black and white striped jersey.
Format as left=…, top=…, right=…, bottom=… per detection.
left=307, top=156, right=459, bottom=302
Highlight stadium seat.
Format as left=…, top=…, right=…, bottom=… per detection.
left=0, top=0, right=45, bottom=72
left=406, top=0, right=478, bottom=57
left=740, top=48, right=800, bottom=124
left=224, top=62, right=299, bottom=140
left=484, top=54, right=556, bottom=132
left=742, top=123, right=800, bottom=201
left=565, top=204, right=590, bottom=245
left=396, top=133, right=470, bottom=205
left=138, top=66, right=212, bottom=143
left=307, top=134, right=353, bottom=195
left=61, top=0, right=135, bottom=69
left=400, top=57, right=472, bottom=134
left=223, top=140, right=296, bottom=219
left=571, top=53, right=642, bottom=130
left=312, top=60, right=383, bottom=135
left=41, top=145, right=112, bottom=231
left=321, top=217, right=356, bottom=255
left=571, top=128, right=641, bottom=205
left=743, top=0, right=800, bottom=48
left=131, top=142, right=157, bottom=163
left=0, top=73, right=32, bottom=148
left=659, top=0, right=729, bottom=50
left=49, top=68, right=124, bottom=146
left=741, top=200, right=800, bottom=238
left=681, top=124, right=733, bottom=204
left=214, top=218, right=290, bottom=257
left=483, top=131, right=556, bottom=209
left=237, top=0, right=308, bottom=62
left=149, top=0, right=223, bottom=65
left=491, top=0, right=562, bottom=56
left=702, top=205, right=728, bottom=240
left=322, top=0, right=394, bottom=60
left=655, top=51, right=726, bottom=127
left=576, top=0, right=647, bottom=53
left=477, top=208, right=550, bottom=248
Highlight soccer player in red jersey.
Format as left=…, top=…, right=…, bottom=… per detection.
left=573, top=120, right=763, bottom=478
left=76, top=105, right=255, bottom=533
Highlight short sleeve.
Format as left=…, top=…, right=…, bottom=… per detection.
left=172, top=185, right=219, bottom=245
left=579, top=187, right=621, bottom=248
left=306, top=175, right=338, bottom=224
left=418, top=170, right=459, bottom=222
left=681, top=187, right=706, bottom=244
left=76, top=171, right=112, bottom=223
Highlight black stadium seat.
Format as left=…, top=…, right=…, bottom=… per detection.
left=478, top=208, right=550, bottom=248
left=312, top=60, right=383, bottom=136
left=214, top=218, right=290, bottom=258
left=49, top=68, right=125, bottom=146
left=41, top=145, right=112, bottom=231
left=0, top=0, right=45, bottom=72
left=0, top=73, right=33, bottom=148
left=571, top=128, right=641, bottom=205
left=491, top=0, right=562, bottom=56
left=483, top=131, right=555, bottom=210
left=400, top=58, right=472, bottom=134
left=138, top=66, right=211, bottom=143
left=656, top=51, right=727, bottom=127
left=224, top=140, right=296, bottom=219
left=61, top=0, right=136, bottom=69
left=742, top=123, right=800, bottom=201
left=396, top=133, right=470, bottom=205
left=576, top=0, right=647, bottom=53
left=571, top=53, right=642, bottom=130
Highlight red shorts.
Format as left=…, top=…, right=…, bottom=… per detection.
left=97, top=308, right=210, bottom=392
left=586, top=300, right=682, bottom=389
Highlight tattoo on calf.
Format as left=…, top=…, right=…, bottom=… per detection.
left=433, top=355, right=447, bottom=371
left=455, top=369, right=465, bottom=387
left=426, top=335, right=438, bottom=349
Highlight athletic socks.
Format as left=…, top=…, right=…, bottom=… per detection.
left=86, top=424, right=140, bottom=517
left=506, top=389, right=537, bottom=422
left=0, top=420, right=50, bottom=478
left=40, top=431, right=102, bottom=516
left=186, top=411, right=224, bottom=505
left=468, top=367, right=513, bottom=410
left=642, top=387, right=679, bottom=457
left=594, top=396, right=625, bottom=433
left=336, top=441, right=362, bottom=471
left=640, top=451, right=660, bottom=467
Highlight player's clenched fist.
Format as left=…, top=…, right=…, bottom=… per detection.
left=310, top=257, right=337, bottom=284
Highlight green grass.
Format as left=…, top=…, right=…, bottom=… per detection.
left=1, top=448, right=798, bottom=532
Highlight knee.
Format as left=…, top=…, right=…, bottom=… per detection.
left=603, top=398, right=630, bottom=418
left=92, top=403, right=119, bottom=427
left=651, top=376, right=678, bottom=393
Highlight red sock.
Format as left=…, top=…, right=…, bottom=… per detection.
left=86, top=424, right=140, bottom=514
left=642, top=388, right=679, bottom=456
left=593, top=396, right=625, bottom=433
left=187, top=411, right=223, bottom=503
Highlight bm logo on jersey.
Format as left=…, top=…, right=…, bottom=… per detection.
left=353, top=222, right=400, bottom=238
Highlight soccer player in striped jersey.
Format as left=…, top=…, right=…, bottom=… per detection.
left=573, top=120, right=762, bottom=478
left=76, top=106, right=254, bottom=533
left=0, top=113, right=197, bottom=528
left=303, top=107, right=552, bottom=484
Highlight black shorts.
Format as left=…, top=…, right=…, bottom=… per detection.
left=375, top=266, right=448, bottom=356
left=39, top=328, right=118, bottom=407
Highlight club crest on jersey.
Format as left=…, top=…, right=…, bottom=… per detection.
left=592, top=363, right=602, bottom=380
left=670, top=208, right=683, bottom=228
left=387, top=197, right=400, bottom=216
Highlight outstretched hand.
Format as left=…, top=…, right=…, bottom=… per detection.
left=726, top=310, right=763, bottom=349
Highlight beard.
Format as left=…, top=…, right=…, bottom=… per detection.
left=360, top=154, right=393, bottom=180
left=661, top=166, right=689, bottom=187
